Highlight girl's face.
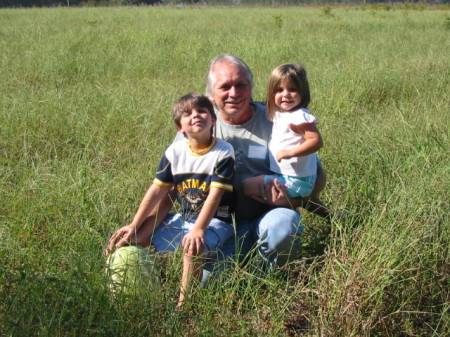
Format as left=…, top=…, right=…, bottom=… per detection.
left=274, top=79, right=301, bottom=112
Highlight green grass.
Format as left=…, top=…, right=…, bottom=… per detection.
left=1, top=5, right=449, bottom=336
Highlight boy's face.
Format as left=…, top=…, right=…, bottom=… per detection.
left=178, top=107, right=215, bottom=138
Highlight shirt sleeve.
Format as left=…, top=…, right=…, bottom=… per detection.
left=153, top=153, right=173, bottom=188
left=299, top=109, right=318, bottom=124
left=211, top=152, right=234, bottom=192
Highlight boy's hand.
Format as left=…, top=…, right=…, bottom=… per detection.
left=105, top=224, right=137, bottom=256
left=182, top=228, right=205, bottom=256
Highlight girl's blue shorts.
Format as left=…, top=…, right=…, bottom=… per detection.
left=264, top=173, right=317, bottom=198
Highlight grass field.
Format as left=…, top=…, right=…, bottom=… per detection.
left=1, top=5, right=449, bottom=336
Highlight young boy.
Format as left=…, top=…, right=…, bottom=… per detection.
left=109, top=93, right=235, bottom=307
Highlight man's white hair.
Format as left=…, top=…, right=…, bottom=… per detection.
left=205, top=54, right=254, bottom=99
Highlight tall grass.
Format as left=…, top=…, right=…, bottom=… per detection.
left=1, top=6, right=448, bottom=336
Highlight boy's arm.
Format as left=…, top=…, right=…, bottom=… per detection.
left=277, top=123, right=323, bottom=161
left=105, top=183, right=170, bottom=255
left=129, top=183, right=170, bottom=230
left=131, top=190, right=175, bottom=247
left=182, top=187, right=225, bottom=255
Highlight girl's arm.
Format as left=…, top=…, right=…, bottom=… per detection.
left=277, top=123, right=323, bottom=162
left=181, top=187, right=225, bottom=255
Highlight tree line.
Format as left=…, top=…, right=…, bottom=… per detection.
left=0, top=0, right=448, bottom=8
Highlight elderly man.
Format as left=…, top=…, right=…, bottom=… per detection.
left=107, top=54, right=327, bottom=268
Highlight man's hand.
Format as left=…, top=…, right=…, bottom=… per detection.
left=251, top=178, right=287, bottom=206
left=266, top=178, right=290, bottom=207
left=260, top=178, right=304, bottom=209
left=182, top=228, right=205, bottom=256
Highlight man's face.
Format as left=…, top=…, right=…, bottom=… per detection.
left=211, top=61, right=252, bottom=125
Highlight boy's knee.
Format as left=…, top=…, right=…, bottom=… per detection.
left=184, top=249, right=204, bottom=260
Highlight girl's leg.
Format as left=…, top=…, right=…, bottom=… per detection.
left=311, top=164, right=326, bottom=197
left=303, top=165, right=330, bottom=218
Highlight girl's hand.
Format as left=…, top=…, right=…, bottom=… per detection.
left=289, top=122, right=316, bottom=135
left=276, top=149, right=291, bottom=162
left=182, top=228, right=205, bottom=256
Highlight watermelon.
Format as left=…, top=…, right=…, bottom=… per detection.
left=106, top=245, right=161, bottom=295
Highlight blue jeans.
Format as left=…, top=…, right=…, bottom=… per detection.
left=151, top=213, right=234, bottom=258
left=151, top=208, right=302, bottom=269
left=223, top=207, right=302, bottom=268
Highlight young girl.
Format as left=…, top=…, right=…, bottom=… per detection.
left=243, top=63, right=324, bottom=202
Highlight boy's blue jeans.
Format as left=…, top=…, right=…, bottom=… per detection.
left=150, top=207, right=302, bottom=274
left=151, top=213, right=234, bottom=258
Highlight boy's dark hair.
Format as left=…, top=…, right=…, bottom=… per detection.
left=173, top=93, right=217, bottom=133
